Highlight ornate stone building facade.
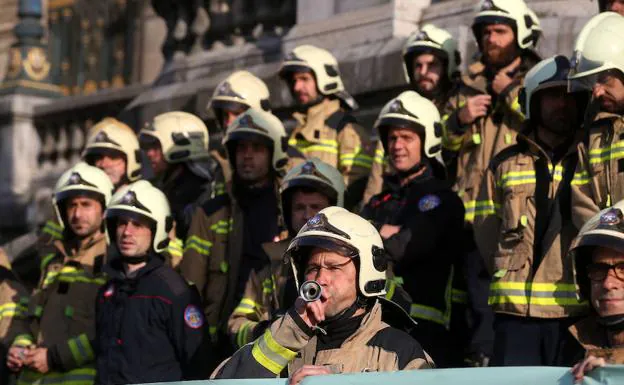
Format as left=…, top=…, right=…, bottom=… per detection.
left=0, top=0, right=598, bottom=241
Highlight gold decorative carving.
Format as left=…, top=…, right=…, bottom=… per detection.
left=23, top=47, right=51, bottom=81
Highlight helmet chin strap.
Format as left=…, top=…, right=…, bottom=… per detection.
left=122, top=255, right=149, bottom=265
left=597, top=314, right=624, bottom=330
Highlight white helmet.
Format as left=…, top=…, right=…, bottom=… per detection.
left=53, top=162, right=114, bottom=231
left=222, top=107, right=289, bottom=175
left=520, top=55, right=572, bottom=120
left=472, top=0, right=540, bottom=50
left=374, top=91, right=442, bottom=159
left=105, top=180, right=173, bottom=253
left=209, top=71, right=271, bottom=127
left=285, top=206, right=388, bottom=297
left=139, top=111, right=210, bottom=164
left=402, top=24, right=461, bottom=83
left=82, top=118, right=142, bottom=182
left=568, top=12, right=624, bottom=92
left=279, top=45, right=357, bottom=110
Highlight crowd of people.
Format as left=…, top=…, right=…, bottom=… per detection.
left=1, top=0, right=624, bottom=384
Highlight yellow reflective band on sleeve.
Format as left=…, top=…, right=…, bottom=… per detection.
left=42, top=220, right=63, bottom=240
left=571, top=169, right=590, bottom=186
left=13, top=334, right=33, bottom=347
left=237, top=320, right=256, bottom=348
left=385, top=276, right=403, bottom=300
left=18, top=367, right=96, bottom=385
left=40, top=252, right=57, bottom=271
left=43, top=266, right=106, bottom=288
left=167, top=238, right=184, bottom=257
left=0, top=302, right=24, bottom=320
left=289, top=138, right=339, bottom=156
left=251, top=329, right=297, bottom=375
left=340, top=151, right=374, bottom=169
left=210, top=219, right=234, bottom=235
left=220, top=261, right=229, bottom=273
left=504, top=133, right=513, bottom=145
left=472, top=133, right=482, bottom=145
left=234, top=298, right=260, bottom=315
left=497, top=170, right=536, bottom=188
left=464, top=199, right=499, bottom=222
left=262, top=277, right=276, bottom=295
left=489, top=281, right=588, bottom=307
left=68, top=333, right=95, bottom=366
left=374, top=148, right=385, bottom=165
left=589, top=141, right=624, bottom=164
left=410, top=270, right=453, bottom=329
left=214, top=182, right=226, bottom=197
left=451, top=289, right=468, bottom=304
left=209, top=325, right=217, bottom=336
left=184, top=235, right=213, bottom=256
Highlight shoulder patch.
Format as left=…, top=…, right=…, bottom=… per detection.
left=201, top=194, right=230, bottom=217
left=489, top=143, right=525, bottom=173
left=418, top=194, right=441, bottom=212
left=184, top=304, right=204, bottom=329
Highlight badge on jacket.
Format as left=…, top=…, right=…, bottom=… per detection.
left=184, top=305, right=204, bottom=329
left=104, top=284, right=115, bottom=298
left=418, top=194, right=441, bottom=212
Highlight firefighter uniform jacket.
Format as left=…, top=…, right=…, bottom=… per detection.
left=569, top=315, right=624, bottom=364
left=213, top=300, right=433, bottom=378
left=442, top=56, right=538, bottom=223
left=0, top=266, right=29, bottom=347
left=180, top=184, right=281, bottom=341
left=227, top=239, right=297, bottom=349
left=15, top=234, right=107, bottom=385
left=361, top=170, right=465, bottom=329
left=473, top=131, right=588, bottom=319
left=289, top=98, right=384, bottom=203
left=94, top=256, right=205, bottom=384
left=571, top=113, right=624, bottom=229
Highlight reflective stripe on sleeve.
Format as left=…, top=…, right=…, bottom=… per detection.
left=68, top=333, right=95, bottom=366
left=251, top=329, right=297, bottom=375
left=184, top=235, right=213, bottom=256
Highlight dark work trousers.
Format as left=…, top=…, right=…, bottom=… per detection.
left=492, top=314, right=582, bottom=366
left=464, top=248, right=495, bottom=359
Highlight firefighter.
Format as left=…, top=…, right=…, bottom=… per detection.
left=180, top=108, right=287, bottom=365
left=473, top=55, right=590, bottom=366
left=597, top=0, right=624, bottom=15
left=567, top=201, right=624, bottom=381
left=569, top=13, right=624, bottom=229
left=6, top=162, right=113, bottom=385
left=441, top=0, right=542, bottom=365
left=360, top=91, right=465, bottom=367
left=278, top=44, right=383, bottom=208
left=94, top=180, right=205, bottom=383
left=213, top=207, right=433, bottom=381
left=139, top=111, right=212, bottom=256
left=227, top=158, right=345, bottom=348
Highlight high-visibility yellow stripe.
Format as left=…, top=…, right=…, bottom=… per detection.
left=13, top=334, right=33, bottom=347
left=167, top=239, right=184, bottom=257
left=40, top=253, right=57, bottom=271
left=571, top=170, right=590, bottom=186
left=18, top=367, right=96, bottom=385
left=210, top=219, right=233, bottom=235
left=410, top=269, right=453, bottom=329
left=451, top=289, right=468, bottom=304
left=68, top=333, right=95, bottom=366
left=464, top=199, right=499, bottom=222
left=237, top=320, right=256, bottom=348
left=262, top=278, right=275, bottom=295
left=251, top=329, right=297, bottom=375
left=184, top=236, right=213, bottom=255
left=0, top=303, right=28, bottom=319
left=589, top=141, right=624, bottom=163
left=43, top=269, right=106, bottom=288
left=42, top=220, right=63, bottom=240
left=489, top=281, right=587, bottom=307
left=289, top=138, right=339, bottom=155
left=233, top=298, right=259, bottom=315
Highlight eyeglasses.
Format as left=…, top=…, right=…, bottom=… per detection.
left=586, top=262, right=624, bottom=282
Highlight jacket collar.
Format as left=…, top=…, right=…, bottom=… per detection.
left=293, top=98, right=341, bottom=127
left=54, top=232, right=106, bottom=262
left=104, top=252, right=164, bottom=281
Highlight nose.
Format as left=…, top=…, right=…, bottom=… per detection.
left=593, top=84, right=606, bottom=99
left=602, top=269, right=623, bottom=290
left=302, top=207, right=316, bottom=222
left=224, top=111, right=238, bottom=128
left=418, top=63, right=428, bottom=77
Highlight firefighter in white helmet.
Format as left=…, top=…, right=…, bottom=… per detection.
left=570, top=13, right=624, bottom=231
left=180, top=108, right=288, bottom=368
left=7, top=162, right=113, bottom=385
left=94, top=180, right=206, bottom=383
left=567, top=201, right=624, bottom=381
left=361, top=91, right=466, bottom=367
left=227, top=158, right=345, bottom=349
left=474, top=55, right=590, bottom=366
left=279, top=45, right=384, bottom=209
left=214, top=207, right=433, bottom=381
left=139, top=111, right=214, bottom=244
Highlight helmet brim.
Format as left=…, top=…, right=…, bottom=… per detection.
left=285, top=235, right=358, bottom=263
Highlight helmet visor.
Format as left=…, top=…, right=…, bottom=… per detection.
left=286, top=235, right=358, bottom=263
left=568, top=68, right=622, bottom=93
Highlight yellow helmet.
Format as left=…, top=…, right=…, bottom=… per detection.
left=209, top=70, right=271, bottom=127
left=279, top=45, right=357, bottom=109
left=106, top=180, right=173, bottom=253
left=402, top=24, right=461, bottom=83
left=82, top=118, right=142, bottom=182
left=53, top=162, right=114, bottom=231
left=285, top=207, right=388, bottom=297
left=472, top=0, right=540, bottom=50
left=568, top=12, right=624, bottom=92
left=374, top=91, right=442, bottom=159
left=222, top=107, right=289, bottom=175
left=139, top=111, right=210, bottom=164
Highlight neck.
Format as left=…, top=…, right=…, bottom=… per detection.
left=536, top=126, right=569, bottom=153
left=399, top=165, right=427, bottom=186
left=70, top=230, right=101, bottom=251
left=123, top=261, right=147, bottom=277
left=608, top=328, right=624, bottom=347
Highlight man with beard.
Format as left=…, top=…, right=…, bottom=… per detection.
left=180, top=108, right=288, bottom=368
left=227, top=158, right=345, bottom=349
left=213, top=207, right=433, bottom=382
left=570, top=13, right=624, bottom=229
left=473, top=56, right=590, bottom=366
left=597, top=0, right=624, bottom=15
left=360, top=91, right=465, bottom=367
left=566, top=201, right=624, bottom=381
left=6, top=162, right=113, bottom=385
left=279, top=45, right=383, bottom=209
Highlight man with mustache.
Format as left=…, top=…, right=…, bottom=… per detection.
left=279, top=45, right=383, bottom=209
left=569, top=13, right=624, bottom=230
left=6, top=162, right=113, bottom=385
left=473, top=55, right=590, bottom=366
left=567, top=201, right=624, bottom=381
left=94, top=180, right=205, bottom=383
left=180, top=108, right=287, bottom=369
left=213, top=207, right=433, bottom=382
